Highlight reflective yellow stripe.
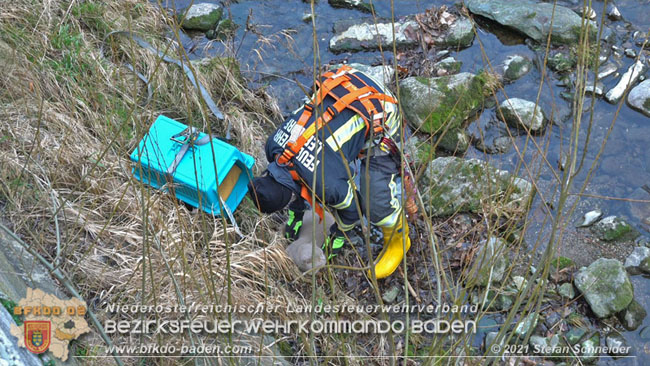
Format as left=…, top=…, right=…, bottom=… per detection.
left=326, top=115, right=365, bottom=152
left=332, top=179, right=355, bottom=209
left=375, top=174, right=401, bottom=227
left=336, top=218, right=357, bottom=232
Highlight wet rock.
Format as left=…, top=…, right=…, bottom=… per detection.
left=399, top=72, right=489, bottom=134
left=382, top=286, right=400, bottom=303
left=403, top=135, right=436, bottom=166
left=329, top=18, right=418, bottom=52
left=598, top=62, right=618, bottom=79
left=285, top=210, right=333, bottom=272
left=616, top=299, right=647, bottom=331
left=434, top=57, right=462, bottom=75
left=580, top=6, right=597, bottom=20
left=465, top=0, right=597, bottom=45
left=628, top=79, right=650, bottom=117
left=421, top=157, right=533, bottom=217
left=544, top=311, right=563, bottom=329
left=590, top=215, right=640, bottom=242
left=605, top=333, right=630, bottom=357
left=469, top=238, right=509, bottom=286
left=328, top=0, right=373, bottom=13
left=178, top=3, right=223, bottom=32
left=576, top=210, right=603, bottom=228
left=206, top=18, right=238, bottom=40
left=301, top=12, right=314, bottom=23
left=566, top=327, right=587, bottom=345
left=329, top=14, right=474, bottom=52
left=530, top=334, right=561, bottom=357
left=558, top=283, right=575, bottom=299
left=625, top=48, right=637, bottom=58
left=514, top=313, right=538, bottom=338
left=548, top=51, right=576, bottom=73
left=579, top=333, right=600, bottom=363
left=605, top=59, right=647, bottom=103
left=574, top=258, right=634, bottom=318
left=435, top=128, right=470, bottom=154
left=502, top=55, right=532, bottom=82
left=484, top=331, right=502, bottom=351
left=497, top=98, right=546, bottom=132
left=624, top=246, right=650, bottom=275
left=441, top=17, right=475, bottom=49
left=584, top=80, right=604, bottom=97
left=345, top=63, right=395, bottom=87
left=468, top=118, right=512, bottom=154
left=607, top=4, right=622, bottom=21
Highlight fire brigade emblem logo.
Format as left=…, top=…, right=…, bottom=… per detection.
left=24, top=321, right=51, bottom=354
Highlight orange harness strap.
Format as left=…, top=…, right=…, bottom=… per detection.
left=275, top=65, right=398, bottom=221
left=288, top=169, right=325, bottom=220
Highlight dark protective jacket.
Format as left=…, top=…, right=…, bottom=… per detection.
left=264, top=67, right=400, bottom=210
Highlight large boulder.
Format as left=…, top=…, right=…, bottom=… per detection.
left=329, top=18, right=418, bottom=53
left=329, top=15, right=474, bottom=53
left=574, top=258, right=634, bottom=318
left=178, top=3, right=223, bottom=31
left=465, top=0, right=597, bottom=45
left=399, top=72, right=491, bottom=134
left=498, top=98, right=546, bottom=132
left=420, top=157, right=533, bottom=217
left=628, top=79, right=650, bottom=117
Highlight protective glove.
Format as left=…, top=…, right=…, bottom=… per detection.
left=322, top=226, right=347, bottom=260
left=284, top=209, right=304, bottom=241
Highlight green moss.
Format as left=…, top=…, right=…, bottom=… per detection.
left=602, top=221, right=632, bottom=241
left=0, top=298, right=22, bottom=325
left=421, top=72, right=491, bottom=134
left=548, top=52, right=576, bottom=73
left=178, top=6, right=223, bottom=31
left=551, top=256, right=575, bottom=270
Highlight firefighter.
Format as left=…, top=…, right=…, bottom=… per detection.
left=247, top=65, right=411, bottom=279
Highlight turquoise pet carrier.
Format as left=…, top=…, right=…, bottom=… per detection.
left=130, top=115, right=255, bottom=216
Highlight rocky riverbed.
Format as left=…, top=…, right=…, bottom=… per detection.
left=159, top=0, right=650, bottom=364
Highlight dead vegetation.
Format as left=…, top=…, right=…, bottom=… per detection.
left=0, top=0, right=322, bottom=364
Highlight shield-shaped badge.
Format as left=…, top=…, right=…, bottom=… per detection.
left=25, top=321, right=51, bottom=354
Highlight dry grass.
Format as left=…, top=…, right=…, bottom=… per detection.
left=0, top=0, right=325, bottom=364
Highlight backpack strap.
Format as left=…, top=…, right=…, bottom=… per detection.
left=275, top=65, right=398, bottom=220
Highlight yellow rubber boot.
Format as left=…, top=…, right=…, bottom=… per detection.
left=371, top=216, right=411, bottom=279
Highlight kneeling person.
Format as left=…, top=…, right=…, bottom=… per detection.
left=248, top=65, right=410, bottom=279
